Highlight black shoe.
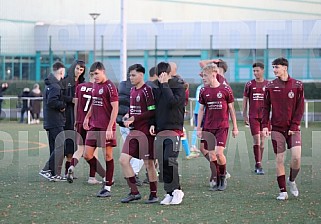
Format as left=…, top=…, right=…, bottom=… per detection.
left=97, top=188, right=111, bottom=197
left=135, top=175, right=143, bottom=186
left=121, top=193, right=142, bottom=203
left=145, top=194, right=159, bottom=204
left=254, top=167, right=265, bottom=175
left=218, top=175, right=227, bottom=191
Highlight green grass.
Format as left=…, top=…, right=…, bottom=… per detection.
left=0, top=121, right=321, bottom=223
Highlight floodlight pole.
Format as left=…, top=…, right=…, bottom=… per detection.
left=120, top=0, right=127, bottom=81
left=89, top=13, right=100, bottom=62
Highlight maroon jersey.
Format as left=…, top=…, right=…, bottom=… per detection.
left=243, top=79, right=268, bottom=119
left=75, top=82, right=93, bottom=124
left=262, top=76, right=304, bottom=132
left=129, top=84, right=155, bottom=134
left=217, top=74, right=228, bottom=85
left=90, top=80, right=118, bottom=129
left=199, top=84, right=234, bottom=129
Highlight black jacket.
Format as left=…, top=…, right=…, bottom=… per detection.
left=0, top=85, right=8, bottom=104
left=61, top=61, right=85, bottom=129
left=152, top=76, right=185, bottom=132
left=43, top=74, right=66, bottom=129
left=19, top=90, right=31, bottom=109
left=116, top=79, right=133, bottom=127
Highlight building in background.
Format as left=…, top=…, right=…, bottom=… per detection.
left=1, top=0, right=321, bottom=83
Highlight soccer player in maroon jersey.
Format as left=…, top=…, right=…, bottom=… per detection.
left=198, top=60, right=232, bottom=185
left=242, top=62, right=269, bottom=175
left=262, top=58, right=304, bottom=200
left=66, top=71, right=105, bottom=184
left=83, top=62, right=119, bottom=197
left=119, top=64, right=158, bottom=203
left=197, top=63, right=238, bottom=191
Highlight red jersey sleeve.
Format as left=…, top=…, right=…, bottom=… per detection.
left=243, top=81, right=251, bottom=98
left=290, top=81, right=305, bottom=131
left=262, top=82, right=272, bottom=129
left=198, top=87, right=206, bottom=105
left=224, top=85, right=234, bottom=104
left=107, top=81, right=118, bottom=102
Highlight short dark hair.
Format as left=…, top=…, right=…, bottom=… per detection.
left=52, top=61, right=65, bottom=72
left=156, top=62, right=171, bottom=76
left=90, top=61, right=105, bottom=72
left=149, top=67, right=156, bottom=77
left=128, top=64, right=145, bottom=74
left=253, top=62, right=264, bottom=69
left=272, top=57, right=288, bottom=67
left=76, top=60, right=86, bottom=68
left=214, top=59, right=228, bottom=73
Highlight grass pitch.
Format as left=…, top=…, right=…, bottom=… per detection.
left=0, top=121, right=321, bottom=223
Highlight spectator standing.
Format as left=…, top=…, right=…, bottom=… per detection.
left=19, top=87, right=30, bottom=123
left=0, top=82, right=8, bottom=119
left=30, top=83, right=42, bottom=124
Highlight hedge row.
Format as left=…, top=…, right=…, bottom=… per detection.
left=188, top=82, right=321, bottom=99
left=2, top=80, right=321, bottom=99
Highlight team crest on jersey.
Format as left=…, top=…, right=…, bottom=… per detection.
left=217, top=91, right=223, bottom=98
left=136, top=95, right=141, bottom=102
left=263, top=86, right=266, bottom=92
left=288, top=90, right=294, bottom=99
left=99, top=88, right=104, bottom=95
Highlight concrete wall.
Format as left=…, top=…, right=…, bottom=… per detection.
left=1, top=0, right=321, bottom=54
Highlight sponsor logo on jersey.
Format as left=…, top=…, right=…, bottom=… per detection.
left=81, top=86, right=92, bottom=92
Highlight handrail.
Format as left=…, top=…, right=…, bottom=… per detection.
left=188, top=98, right=321, bottom=128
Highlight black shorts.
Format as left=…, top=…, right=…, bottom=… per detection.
left=64, top=129, right=77, bottom=156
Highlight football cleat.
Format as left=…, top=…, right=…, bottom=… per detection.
left=67, top=166, right=74, bottom=183
left=145, top=194, right=159, bottom=204
left=218, top=175, right=227, bottom=191
left=97, top=188, right=111, bottom=197
left=121, top=193, right=142, bottom=203
left=209, top=180, right=219, bottom=191
left=254, top=167, right=265, bottom=175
